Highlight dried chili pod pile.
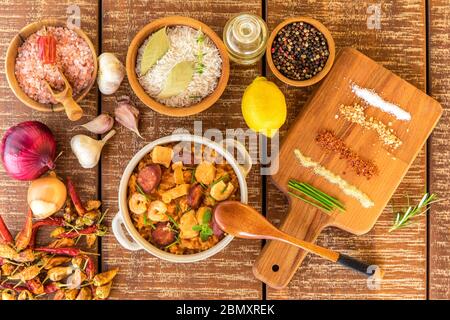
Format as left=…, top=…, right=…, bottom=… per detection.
left=0, top=177, right=118, bottom=300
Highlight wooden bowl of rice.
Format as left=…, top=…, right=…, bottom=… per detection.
left=5, top=19, right=98, bottom=113
left=126, top=16, right=230, bottom=117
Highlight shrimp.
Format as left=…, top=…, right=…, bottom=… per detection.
left=147, top=200, right=169, bottom=222
left=128, top=193, right=148, bottom=215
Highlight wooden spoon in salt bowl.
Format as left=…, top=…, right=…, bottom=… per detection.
left=45, top=68, right=83, bottom=121
left=214, top=201, right=384, bottom=278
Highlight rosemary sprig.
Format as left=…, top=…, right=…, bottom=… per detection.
left=389, top=193, right=438, bottom=232
left=287, top=179, right=345, bottom=214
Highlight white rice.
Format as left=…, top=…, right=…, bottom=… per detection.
left=136, top=26, right=222, bottom=107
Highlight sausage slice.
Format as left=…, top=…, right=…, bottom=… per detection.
left=187, top=183, right=204, bottom=209
left=137, top=164, right=162, bottom=194
left=151, top=222, right=176, bottom=247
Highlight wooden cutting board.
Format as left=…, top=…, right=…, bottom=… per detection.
left=253, top=48, right=442, bottom=289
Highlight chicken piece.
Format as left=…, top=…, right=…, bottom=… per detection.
left=179, top=210, right=199, bottom=239
left=151, top=146, right=173, bottom=168
left=194, top=162, right=216, bottom=185
left=172, top=161, right=185, bottom=185
left=210, top=181, right=235, bottom=201
left=196, top=207, right=212, bottom=224
left=161, top=184, right=190, bottom=204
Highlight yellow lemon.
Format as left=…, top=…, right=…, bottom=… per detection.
left=241, top=77, right=286, bottom=138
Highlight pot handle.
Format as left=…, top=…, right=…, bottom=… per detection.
left=112, top=212, right=142, bottom=251
left=222, top=138, right=253, bottom=177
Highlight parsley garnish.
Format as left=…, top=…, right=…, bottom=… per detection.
left=192, top=209, right=213, bottom=241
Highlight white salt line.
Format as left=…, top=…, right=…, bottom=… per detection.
left=351, top=83, right=411, bottom=121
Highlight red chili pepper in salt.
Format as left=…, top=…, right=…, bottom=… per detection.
left=67, top=177, right=86, bottom=216
left=34, top=247, right=94, bottom=257
left=0, top=215, right=13, bottom=245
left=56, top=225, right=98, bottom=239
left=37, top=34, right=57, bottom=64
left=15, top=208, right=33, bottom=251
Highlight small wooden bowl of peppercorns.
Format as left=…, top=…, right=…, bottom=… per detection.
left=267, top=17, right=335, bottom=87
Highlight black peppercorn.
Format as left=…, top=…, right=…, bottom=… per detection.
left=271, top=22, right=329, bottom=81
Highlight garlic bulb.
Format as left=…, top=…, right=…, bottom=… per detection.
left=27, top=172, right=67, bottom=219
left=71, top=130, right=116, bottom=169
left=97, top=53, right=125, bottom=95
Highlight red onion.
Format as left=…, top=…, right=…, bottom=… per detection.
left=1, top=121, right=57, bottom=181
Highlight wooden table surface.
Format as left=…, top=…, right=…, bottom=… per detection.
left=0, top=0, right=449, bottom=300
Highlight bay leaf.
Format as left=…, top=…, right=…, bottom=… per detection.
left=157, top=61, right=195, bottom=99
left=140, top=27, right=170, bottom=76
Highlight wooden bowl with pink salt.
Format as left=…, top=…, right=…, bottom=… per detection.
left=5, top=19, right=98, bottom=115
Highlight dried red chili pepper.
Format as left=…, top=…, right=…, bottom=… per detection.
left=44, top=282, right=60, bottom=294
left=0, top=282, right=28, bottom=292
left=32, top=217, right=65, bottom=229
left=0, top=215, right=13, bottom=245
left=53, top=289, right=66, bottom=300
left=67, top=177, right=86, bottom=216
left=28, top=227, right=38, bottom=249
left=29, top=216, right=66, bottom=249
left=77, top=254, right=95, bottom=279
left=26, top=278, right=45, bottom=295
left=15, top=208, right=33, bottom=251
left=37, top=34, right=57, bottom=64
left=56, top=225, right=97, bottom=239
left=35, top=247, right=95, bottom=257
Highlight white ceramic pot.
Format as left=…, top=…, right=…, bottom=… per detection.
left=112, top=134, right=252, bottom=263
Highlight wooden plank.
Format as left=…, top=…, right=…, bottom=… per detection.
left=429, top=0, right=450, bottom=300
left=265, top=0, right=428, bottom=299
left=101, top=0, right=263, bottom=299
left=0, top=0, right=99, bottom=266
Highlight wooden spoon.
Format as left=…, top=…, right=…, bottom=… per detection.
left=214, top=201, right=384, bottom=278
left=45, top=69, right=83, bottom=121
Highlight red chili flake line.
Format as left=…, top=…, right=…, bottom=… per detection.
left=315, top=130, right=379, bottom=179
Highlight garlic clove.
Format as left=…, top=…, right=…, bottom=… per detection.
left=71, top=130, right=116, bottom=169
left=97, top=53, right=125, bottom=95
left=80, top=114, right=114, bottom=134
left=115, top=96, right=143, bottom=139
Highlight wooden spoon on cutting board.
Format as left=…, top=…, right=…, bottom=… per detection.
left=214, top=201, right=384, bottom=279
